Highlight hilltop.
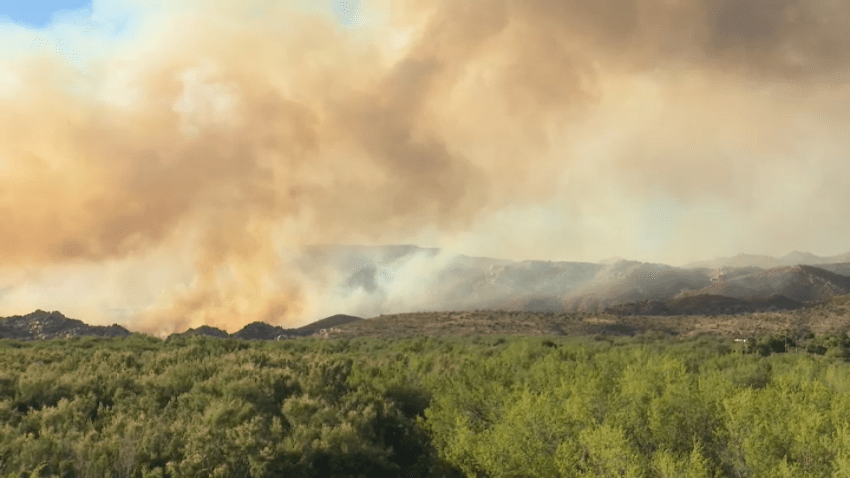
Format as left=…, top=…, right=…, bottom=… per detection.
left=166, top=314, right=364, bottom=341
left=0, top=310, right=362, bottom=342
left=0, top=310, right=131, bottom=341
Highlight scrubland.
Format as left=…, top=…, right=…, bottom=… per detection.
left=2, top=323, right=850, bottom=477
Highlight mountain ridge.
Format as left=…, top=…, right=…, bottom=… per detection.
left=683, top=250, right=850, bottom=269
left=306, top=244, right=850, bottom=316
left=4, top=246, right=850, bottom=341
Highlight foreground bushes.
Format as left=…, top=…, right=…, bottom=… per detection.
left=1, top=333, right=850, bottom=476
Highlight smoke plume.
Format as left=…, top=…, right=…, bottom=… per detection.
left=1, top=0, right=849, bottom=333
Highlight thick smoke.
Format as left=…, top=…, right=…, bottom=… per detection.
left=0, top=0, right=848, bottom=333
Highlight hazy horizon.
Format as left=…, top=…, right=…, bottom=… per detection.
left=2, top=0, right=849, bottom=333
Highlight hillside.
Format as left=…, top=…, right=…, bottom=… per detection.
left=676, top=265, right=850, bottom=304
left=3, top=295, right=850, bottom=342
left=603, top=294, right=806, bottom=316
left=815, top=262, right=850, bottom=277
left=558, top=261, right=713, bottom=312
left=297, top=245, right=850, bottom=317
left=4, top=246, right=850, bottom=342
left=319, top=294, right=850, bottom=340
left=685, top=250, right=850, bottom=269
left=0, top=310, right=131, bottom=341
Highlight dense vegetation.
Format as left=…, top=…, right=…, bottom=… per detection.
left=2, top=332, right=850, bottom=477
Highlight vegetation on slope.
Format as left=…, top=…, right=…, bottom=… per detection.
left=2, top=332, right=850, bottom=476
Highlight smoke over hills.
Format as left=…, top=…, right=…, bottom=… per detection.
left=3, top=245, right=850, bottom=338
left=297, top=245, right=850, bottom=319
left=676, top=264, right=850, bottom=304
left=1, top=0, right=850, bottom=333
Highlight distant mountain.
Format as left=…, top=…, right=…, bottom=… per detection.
left=829, top=252, right=850, bottom=263
left=295, top=245, right=850, bottom=316
left=434, top=260, right=715, bottom=314
left=599, top=256, right=626, bottom=264
left=814, top=262, right=850, bottom=277
left=438, top=259, right=604, bottom=312
left=685, top=250, right=850, bottom=269
left=780, top=250, right=825, bottom=265
left=684, top=253, right=781, bottom=270
left=558, top=261, right=714, bottom=313
left=0, top=310, right=131, bottom=341
left=675, top=265, right=850, bottom=304
left=5, top=245, right=850, bottom=341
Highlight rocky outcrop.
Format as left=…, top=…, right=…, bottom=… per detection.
left=0, top=310, right=131, bottom=341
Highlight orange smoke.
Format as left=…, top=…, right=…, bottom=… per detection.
left=1, top=0, right=849, bottom=333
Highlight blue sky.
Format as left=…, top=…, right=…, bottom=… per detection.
left=0, top=1, right=364, bottom=32
left=0, top=0, right=89, bottom=28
